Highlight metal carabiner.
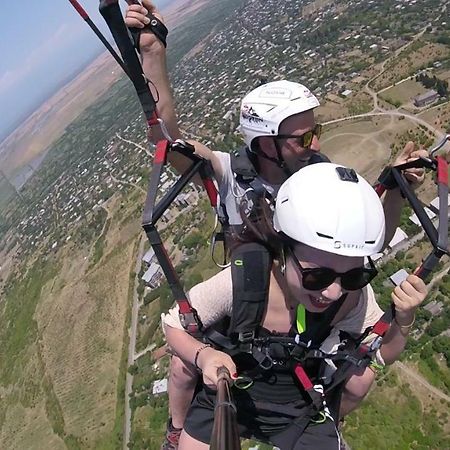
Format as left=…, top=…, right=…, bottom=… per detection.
left=233, top=375, right=254, bottom=390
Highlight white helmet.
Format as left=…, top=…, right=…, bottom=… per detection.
left=239, top=80, right=320, bottom=150
left=273, top=163, right=385, bottom=257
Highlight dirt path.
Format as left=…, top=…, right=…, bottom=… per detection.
left=124, top=235, right=146, bottom=449
left=115, top=133, right=152, bottom=157
left=394, top=361, right=450, bottom=403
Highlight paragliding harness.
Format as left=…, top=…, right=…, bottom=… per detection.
left=71, top=0, right=450, bottom=422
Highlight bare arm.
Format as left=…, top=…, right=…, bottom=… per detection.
left=381, top=141, right=428, bottom=248
left=165, top=325, right=236, bottom=386
left=340, top=366, right=376, bottom=417
left=380, top=274, right=427, bottom=364
left=339, top=274, right=427, bottom=416
left=382, top=187, right=404, bottom=248
left=125, top=1, right=224, bottom=181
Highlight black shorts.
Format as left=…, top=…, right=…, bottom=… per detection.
left=183, top=385, right=341, bottom=450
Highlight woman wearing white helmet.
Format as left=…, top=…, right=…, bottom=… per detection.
left=163, top=163, right=427, bottom=450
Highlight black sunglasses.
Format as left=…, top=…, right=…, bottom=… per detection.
left=288, top=247, right=378, bottom=291
left=275, top=124, right=322, bottom=148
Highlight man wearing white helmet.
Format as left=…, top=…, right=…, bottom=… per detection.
left=125, top=3, right=428, bottom=448
left=162, top=163, right=427, bottom=449
left=125, top=1, right=426, bottom=237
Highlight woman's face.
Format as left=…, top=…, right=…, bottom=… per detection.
left=285, top=243, right=364, bottom=312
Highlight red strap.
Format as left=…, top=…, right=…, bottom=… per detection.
left=202, top=178, right=218, bottom=207
left=372, top=320, right=390, bottom=337
left=374, top=183, right=386, bottom=197
left=177, top=299, right=192, bottom=314
left=294, top=363, right=314, bottom=390
left=68, top=0, right=89, bottom=19
left=147, top=111, right=159, bottom=127
left=154, top=140, right=169, bottom=164
left=437, top=156, right=448, bottom=185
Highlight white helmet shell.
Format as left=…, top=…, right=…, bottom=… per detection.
left=239, top=80, right=320, bottom=150
left=273, top=163, right=385, bottom=257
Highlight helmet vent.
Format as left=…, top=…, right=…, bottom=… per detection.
left=281, top=198, right=289, bottom=204
left=316, top=232, right=333, bottom=239
left=365, top=240, right=375, bottom=244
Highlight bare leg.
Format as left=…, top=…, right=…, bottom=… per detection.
left=178, top=430, right=210, bottom=450
left=169, top=355, right=199, bottom=428
left=339, top=366, right=376, bottom=417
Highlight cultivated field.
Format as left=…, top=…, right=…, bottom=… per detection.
left=0, top=193, right=143, bottom=449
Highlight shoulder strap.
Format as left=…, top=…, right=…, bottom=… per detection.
left=230, top=146, right=259, bottom=182
left=228, top=241, right=272, bottom=350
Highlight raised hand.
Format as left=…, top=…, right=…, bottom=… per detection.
left=393, top=141, right=429, bottom=186
left=125, top=0, right=165, bottom=52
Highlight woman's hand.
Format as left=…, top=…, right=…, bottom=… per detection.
left=197, top=347, right=237, bottom=387
left=391, top=274, right=427, bottom=326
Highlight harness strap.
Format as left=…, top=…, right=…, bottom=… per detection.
left=129, top=13, right=168, bottom=51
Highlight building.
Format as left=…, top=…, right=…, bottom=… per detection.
left=430, top=193, right=450, bottom=211
left=152, top=378, right=168, bottom=395
left=142, top=262, right=164, bottom=288
left=413, top=90, right=439, bottom=107
left=387, top=227, right=408, bottom=250
left=142, top=247, right=156, bottom=265
left=409, top=207, right=436, bottom=226
left=341, top=89, right=353, bottom=97
left=424, top=300, right=444, bottom=316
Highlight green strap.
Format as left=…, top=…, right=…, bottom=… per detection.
left=296, top=304, right=306, bottom=334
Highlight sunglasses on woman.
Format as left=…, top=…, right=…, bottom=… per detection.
left=288, top=247, right=378, bottom=291
left=275, top=124, right=323, bottom=148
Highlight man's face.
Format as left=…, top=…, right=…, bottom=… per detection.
left=258, top=110, right=321, bottom=175
left=276, top=110, right=321, bottom=172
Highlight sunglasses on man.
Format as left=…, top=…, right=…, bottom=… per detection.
left=275, top=124, right=323, bottom=148
left=288, top=247, right=378, bottom=291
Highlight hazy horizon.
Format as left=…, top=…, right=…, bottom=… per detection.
left=0, top=0, right=175, bottom=144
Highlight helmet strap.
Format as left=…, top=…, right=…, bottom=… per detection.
left=273, top=138, right=295, bottom=177
left=279, top=245, right=287, bottom=276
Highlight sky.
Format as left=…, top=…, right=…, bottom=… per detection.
left=0, top=0, right=171, bottom=142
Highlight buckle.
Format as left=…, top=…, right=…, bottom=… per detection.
left=376, top=166, right=398, bottom=190
left=369, top=335, right=383, bottom=352
left=238, top=331, right=255, bottom=344
left=179, top=312, right=201, bottom=337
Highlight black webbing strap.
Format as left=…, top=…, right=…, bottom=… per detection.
left=129, top=13, right=168, bottom=50
left=369, top=154, right=449, bottom=335
left=229, top=242, right=272, bottom=350
left=141, top=139, right=218, bottom=335
left=99, top=0, right=158, bottom=126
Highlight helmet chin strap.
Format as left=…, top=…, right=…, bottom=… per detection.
left=273, top=138, right=295, bottom=177
left=251, top=138, right=294, bottom=177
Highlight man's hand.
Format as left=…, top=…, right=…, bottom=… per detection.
left=125, top=0, right=165, bottom=52
left=392, top=141, right=428, bottom=186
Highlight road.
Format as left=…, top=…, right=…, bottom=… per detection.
left=116, top=132, right=153, bottom=158
left=395, top=361, right=450, bottom=403
left=324, top=24, right=450, bottom=148
left=123, top=236, right=146, bottom=450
